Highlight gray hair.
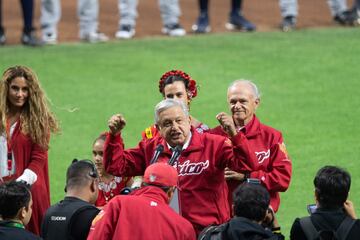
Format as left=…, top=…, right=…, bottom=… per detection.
left=154, top=99, right=189, bottom=124
left=228, top=79, right=261, bottom=99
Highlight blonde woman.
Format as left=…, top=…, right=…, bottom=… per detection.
left=0, top=66, right=59, bottom=235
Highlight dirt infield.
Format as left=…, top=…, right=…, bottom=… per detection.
left=1, top=0, right=355, bottom=45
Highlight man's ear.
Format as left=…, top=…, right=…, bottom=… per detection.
left=18, top=206, right=27, bottom=222
left=166, top=187, right=176, bottom=203
left=254, top=98, right=261, bottom=109
left=90, top=180, right=97, bottom=193
left=314, top=189, right=319, bottom=205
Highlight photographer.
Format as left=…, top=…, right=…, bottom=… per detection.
left=199, top=183, right=284, bottom=240
left=290, top=166, right=360, bottom=240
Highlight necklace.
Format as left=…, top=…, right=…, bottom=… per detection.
left=98, top=176, right=122, bottom=202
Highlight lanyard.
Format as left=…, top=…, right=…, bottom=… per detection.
left=5, top=118, right=15, bottom=175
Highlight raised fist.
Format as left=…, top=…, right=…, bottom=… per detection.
left=216, top=112, right=237, bottom=137
left=108, top=114, right=126, bottom=135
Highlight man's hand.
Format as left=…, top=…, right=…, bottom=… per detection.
left=216, top=112, right=237, bottom=137
left=224, top=167, right=245, bottom=181
left=108, top=114, right=126, bottom=135
left=344, top=200, right=357, bottom=219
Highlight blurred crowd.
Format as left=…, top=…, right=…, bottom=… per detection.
left=0, top=0, right=359, bottom=46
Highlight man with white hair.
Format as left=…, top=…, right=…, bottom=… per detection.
left=103, top=99, right=256, bottom=234
left=210, top=80, right=292, bottom=213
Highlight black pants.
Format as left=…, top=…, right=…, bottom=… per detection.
left=0, top=0, right=34, bottom=34
left=199, top=0, right=243, bottom=14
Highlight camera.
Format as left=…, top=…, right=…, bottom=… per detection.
left=246, top=178, right=261, bottom=185
left=307, top=204, right=317, bottom=214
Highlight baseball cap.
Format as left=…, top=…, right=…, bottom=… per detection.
left=143, top=162, right=178, bottom=187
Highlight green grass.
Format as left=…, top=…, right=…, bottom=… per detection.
left=1, top=27, right=360, bottom=237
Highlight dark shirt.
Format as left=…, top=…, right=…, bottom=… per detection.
left=290, top=208, right=360, bottom=240
left=223, top=217, right=284, bottom=240
left=41, top=196, right=99, bottom=240
left=0, top=220, right=42, bottom=240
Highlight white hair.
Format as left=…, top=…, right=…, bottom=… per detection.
left=228, top=79, right=261, bottom=99
left=154, top=99, right=189, bottom=124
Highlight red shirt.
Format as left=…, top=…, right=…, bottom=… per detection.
left=209, top=115, right=292, bottom=212
left=103, top=128, right=254, bottom=234
left=3, top=121, right=50, bottom=235
left=87, top=186, right=196, bottom=240
left=95, top=176, right=131, bottom=207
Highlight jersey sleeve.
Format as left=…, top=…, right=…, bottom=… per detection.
left=249, top=134, right=292, bottom=192
left=103, top=132, right=147, bottom=177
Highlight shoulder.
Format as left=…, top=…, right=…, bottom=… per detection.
left=290, top=217, right=307, bottom=240
left=208, top=125, right=227, bottom=136
left=142, top=125, right=158, bottom=140
left=259, top=122, right=283, bottom=137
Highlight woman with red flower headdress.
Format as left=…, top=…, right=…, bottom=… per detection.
left=141, top=70, right=209, bottom=140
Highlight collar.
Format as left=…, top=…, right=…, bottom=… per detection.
left=0, top=220, right=25, bottom=229
left=236, top=115, right=261, bottom=138
left=166, top=131, right=192, bottom=151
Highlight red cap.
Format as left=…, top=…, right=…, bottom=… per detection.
left=143, top=163, right=178, bottom=187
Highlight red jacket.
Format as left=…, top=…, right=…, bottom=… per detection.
left=209, top=115, right=292, bottom=212
left=87, top=186, right=196, bottom=240
left=103, top=128, right=255, bottom=234
left=3, top=121, right=50, bottom=235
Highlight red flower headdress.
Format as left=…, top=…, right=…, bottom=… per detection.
left=159, top=70, right=198, bottom=99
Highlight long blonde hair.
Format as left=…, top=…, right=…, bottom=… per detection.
left=0, top=66, right=59, bottom=149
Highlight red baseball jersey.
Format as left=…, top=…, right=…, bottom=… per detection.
left=209, top=115, right=292, bottom=212
left=103, top=128, right=255, bottom=234
left=87, top=186, right=196, bottom=240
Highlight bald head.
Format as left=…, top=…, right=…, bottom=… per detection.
left=228, top=80, right=260, bottom=100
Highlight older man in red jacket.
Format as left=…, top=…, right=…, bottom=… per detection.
left=102, top=99, right=256, bottom=234
left=210, top=80, right=292, bottom=213
left=87, top=162, right=196, bottom=240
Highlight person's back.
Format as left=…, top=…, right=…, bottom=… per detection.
left=41, top=196, right=99, bottom=240
left=290, top=166, right=360, bottom=240
left=41, top=159, right=100, bottom=240
left=87, top=163, right=196, bottom=240
left=0, top=181, right=42, bottom=240
left=199, top=183, right=284, bottom=240
left=223, top=217, right=280, bottom=240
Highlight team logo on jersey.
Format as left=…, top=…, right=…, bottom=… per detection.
left=279, top=142, right=288, bottom=158
left=255, top=149, right=270, bottom=164
left=176, top=160, right=209, bottom=176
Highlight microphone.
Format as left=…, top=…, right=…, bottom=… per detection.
left=168, top=145, right=182, bottom=166
left=150, top=144, right=164, bottom=165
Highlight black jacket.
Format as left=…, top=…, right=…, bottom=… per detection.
left=0, top=220, right=42, bottom=240
left=290, top=208, right=360, bottom=240
left=41, top=196, right=99, bottom=240
left=223, top=217, right=284, bottom=240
